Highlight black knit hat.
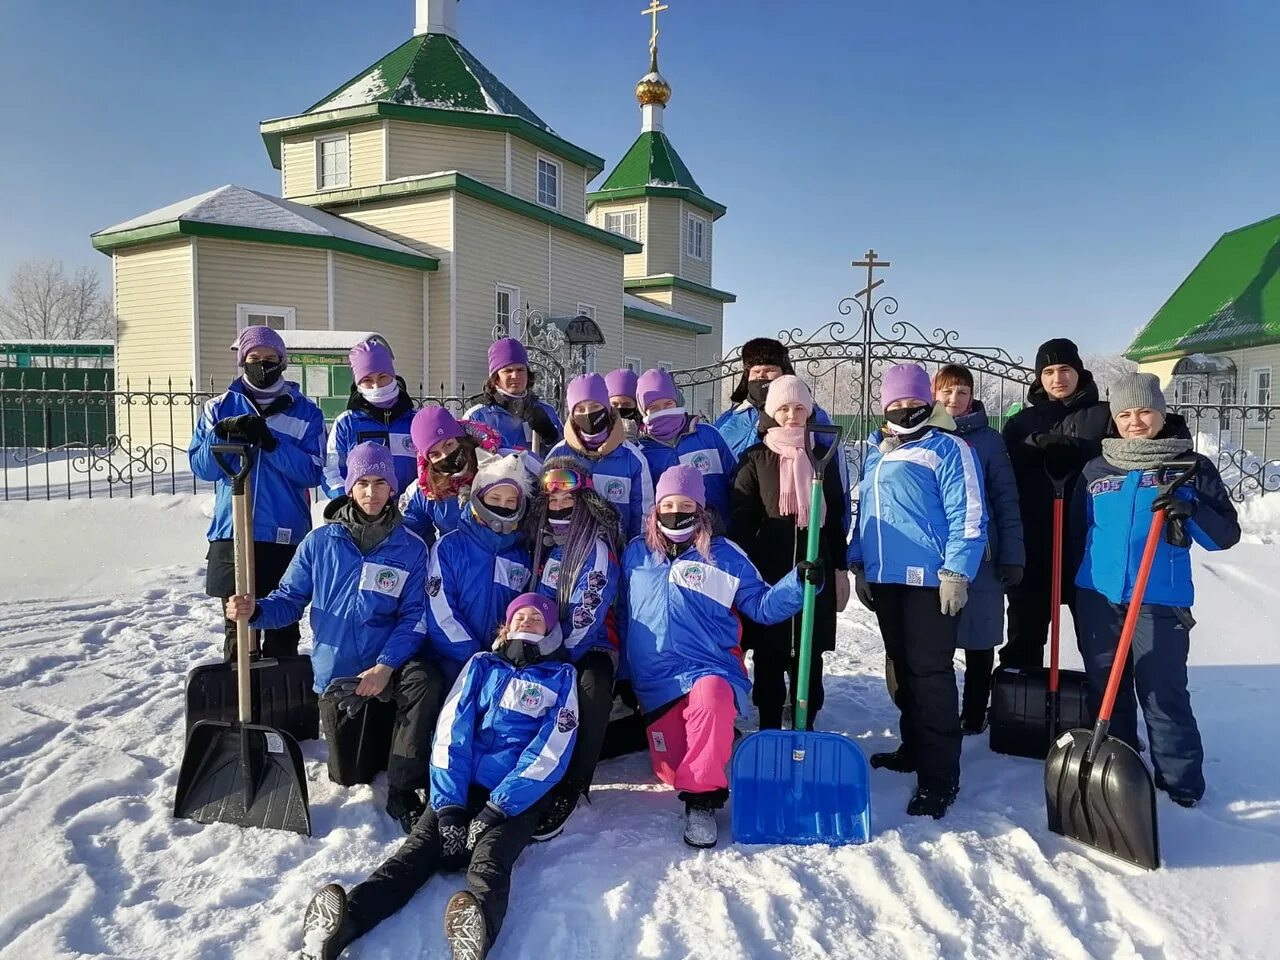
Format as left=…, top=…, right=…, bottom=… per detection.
left=1035, top=338, right=1084, bottom=377
left=731, top=338, right=795, bottom=403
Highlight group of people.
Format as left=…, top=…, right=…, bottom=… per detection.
left=187, top=326, right=1239, bottom=960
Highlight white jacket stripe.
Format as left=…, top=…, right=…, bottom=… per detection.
left=521, top=683, right=580, bottom=782
left=323, top=412, right=348, bottom=492
left=938, top=433, right=984, bottom=540
left=430, top=659, right=472, bottom=768
left=428, top=544, right=474, bottom=647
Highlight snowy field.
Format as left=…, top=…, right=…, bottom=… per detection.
left=0, top=496, right=1277, bottom=960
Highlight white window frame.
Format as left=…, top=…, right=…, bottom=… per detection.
left=315, top=132, right=351, bottom=191
left=1173, top=377, right=1196, bottom=405
left=604, top=208, right=640, bottom=242
left=494, top=283, right=521, bottom=332
left=536, top=154, right=561, bottom=210
left=575, top=303, right=596, bottom=321
left=1219, top=379, right=1237, bottom=405
left=624, top=355, right=642, bottom=373
left=684, top=211, right=708, bottom=261
left=1250, top=366, right=1272, bottom=406
left=583, top=346, right=599, bottom=374
left=235, top=304, right=297, bottom=332
left=657, top=360, right=673, bottom=373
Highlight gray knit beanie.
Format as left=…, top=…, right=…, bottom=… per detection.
left=1109, top=373, right=1166, bottom=417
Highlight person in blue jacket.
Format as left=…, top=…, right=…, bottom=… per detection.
left=226, top=443, right=436, bottom=833
left=463, top=337, right=561, bottom=452
left=634, top=367, right=736, bottom=522
left=401, top=405, right=506, bottom=545
left=426, top=452, right=537, bottom=686
left=299, top=593, right=578, bottom=960
left=322, top=338, right=418, bottom=499
left=848, top=363, right=987, bottom=820
left=548, top=373, right=654, bottom=541
left=1072, top=373, right=1239, bottom=809
left=523, top=455, right=625, bottom=841
left=933, top=364, right=1026, bottom=733
left=188, top=325, right=326, bottom=660
left=624, top=464, right=820, bottom=848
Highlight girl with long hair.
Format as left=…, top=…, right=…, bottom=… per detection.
left=401, top=405, right=503, bottom=545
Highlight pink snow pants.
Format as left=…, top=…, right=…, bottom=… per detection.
left=646, top=675, right=737, bottom=794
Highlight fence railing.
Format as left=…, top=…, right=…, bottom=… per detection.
left=1171, top=402, right=1280, bottom=501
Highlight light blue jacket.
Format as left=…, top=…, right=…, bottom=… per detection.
left=322, top=395, right=418, bottom=499
left=463, top=396, right=562, bottom=451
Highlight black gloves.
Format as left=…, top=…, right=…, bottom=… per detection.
left=1029, top=432, right=1078, bottom=477
left=467, top=803, right=507, bottom=851
left=852, top=566, right=875, bottom=610
left=1153, top=491, right=1196, bottom=547
left=437, top=806, right=470, bottom=871
left=796, top=560, right=825, bottom=591
left=526, top=403, right=560, bottom=446
left=998, top=564, right=1025, bottom=589
left=214, top=414, right=277, bottom=451
left=321, top=676, right=393, bottom=719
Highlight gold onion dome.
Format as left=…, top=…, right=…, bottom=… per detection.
left=636, top=69, right=671, bottom=107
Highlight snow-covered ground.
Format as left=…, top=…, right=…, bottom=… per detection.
left=0, top=495, right=1277, bottom=960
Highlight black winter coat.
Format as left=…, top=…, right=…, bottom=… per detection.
left=729, top=442, right=847, bottom=654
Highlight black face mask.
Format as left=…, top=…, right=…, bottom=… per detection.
left=433, top=448, right=469, bottom=477
left=486, top=502, right=520, bottom=519
left=885, top=404, right=932, bottom=433
left=500, top=637, right=543, bottom=667
left=659, top=509, right=699, bottom=531
left=616, top=405, right=642, bottom=422
left=573, top=408, right=612, bottom=436
left=547, top=505, right=574, bottom=524
left=746, top=379, right=771, bottom=408
left=243, top=359, right=284, bottom=390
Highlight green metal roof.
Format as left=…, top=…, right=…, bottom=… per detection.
left=1126, top=213, right=1280, bottom=360
left=624, top=274, right=736, bottom=304
left=588, top=131, right=725, bottom=218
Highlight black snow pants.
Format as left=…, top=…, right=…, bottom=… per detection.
left=345, top=788, right=544, bottom=945
left=871, top=582, right=962, bottom=790
left=556, top=650, right=616, bottom=797
left=205, top=539, right=301, bottom=659
left=752, top=641, right=826, bottom=730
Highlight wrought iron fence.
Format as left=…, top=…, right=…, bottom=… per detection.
left=1171, top=402, right=1280, bottom=501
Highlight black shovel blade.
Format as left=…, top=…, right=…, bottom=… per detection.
left=185, top=657, right=319, bottom=742
left=990, top=666, right=1094, bottom=759
left=1044, top=728, right=1159, bottom=870
left=174, top=719, right=311, bottom=836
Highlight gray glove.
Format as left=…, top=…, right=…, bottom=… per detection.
left=321, top=676, right=394, bottom=719
left=938, top=571, right=969, bottom=617
left=852, top=565, right=875, bottom=611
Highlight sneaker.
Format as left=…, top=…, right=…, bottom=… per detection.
left=444, top=890, right=490, bottom=960
left=869, top=746, right=917, bottom=773
left=386, top=789, right=425, bottom=835
left=301, top=884, right=355, bottom=960
left=906, top=783, right=959, bottom=819
left=532, top=791, right=578, bottom=842
left=683, top=804, right=718, bottom=849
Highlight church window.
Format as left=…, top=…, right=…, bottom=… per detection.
left=605, top=210, right=640, bottom=241
left=684, top=212, right=707, bottom=260
left=316, top=133, right=350, bottom=190
left=624, top=356, right=641, bottom=373
left=495, top=284, right=520, bottom=332
left=537, top=156, right=561, bottom=209
left=236, top=304, right=296, bottom=332
left=576, top=303, right=596, bottom=321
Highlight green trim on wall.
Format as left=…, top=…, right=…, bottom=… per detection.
left=624, top=274, right=736, bottom=303
left=260, top=102, right=605, bottom=174
left=624, top=304, right=713, bottom=335
left=587, top=185, right=726, bottom=219
left=91, top=220, right=439, bottom=272
left=294, top=172, right=643, bottom=254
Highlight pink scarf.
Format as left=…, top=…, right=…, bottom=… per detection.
left=762, top=426, right=824, bottom=528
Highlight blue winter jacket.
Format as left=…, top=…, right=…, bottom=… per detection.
left=399, top=481, right=463, bottom=547
left=549, top=421, right=654, bottom=541
left=188, top=380, right=327, bottom=546
left=952, top=403, right=1025, bottom=579
left=464, top=396, right=562, bottom=451
left=322, top=390, right=418, bottom=499
left=1073, top=451, right=1239, bottom=607
left=425, top=508, right=534, bottom=670
left=430, top=651, right=578, bottom=817
left=638, top=418, right=737, bottom=521
left=251, top=502, right=429, bottom=692
left=536, top=536, right=620, bottom=663
left=622, top=536, right=805, bottom=716
left=848, top=425, right=988, bottom=586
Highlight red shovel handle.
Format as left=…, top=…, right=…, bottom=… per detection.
left=1096, top=512, right=1164, bottom=721
left=1049, top=493, right=1064, bottom=693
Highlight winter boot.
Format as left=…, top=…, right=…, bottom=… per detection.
left=869, top=745, right=917, bottom=773
left=683, top=804, right=718, bottom=849
left=386, top=788, right=425, bottom=835
left=301, top=884, right=358, bottom=960
left=444, top=890, right=490, bottom=960
left=532, top=789, right=578, bottom=842
left=906, top=782, right=959, bottom=820
left=959, top=711, right=989, bottom=736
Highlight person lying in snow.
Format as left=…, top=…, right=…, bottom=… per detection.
left=623, top=464, right=819, bottom=848
left=299, top=593, right=579, bottom=960
left=226, top=442, right=439, bottom=833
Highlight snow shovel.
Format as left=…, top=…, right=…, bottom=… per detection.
left=732, top=424, right=872, bottom=846
left=174, top=444, right=311, bottom=836
left=1044, top=461, right=1198, bottom=870
left=990, top=472, right=1092, bottom=759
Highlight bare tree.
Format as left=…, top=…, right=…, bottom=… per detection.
left=0, top=258, right=115, bottom=340
left=1083, top=352, right=1138, bottom=397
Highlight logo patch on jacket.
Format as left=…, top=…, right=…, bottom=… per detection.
left=360, top=562, right=409, bottom=598
left=680, top=563, right=706, bottom=588
left=499, top=678, right=555, bottom=717
left=680, top=449, right=722, bottom=476
left=586, top=570, right=608, bottom=592
left=542, top=559, right=562, bottom=589
left=427, top=575, right=442, bottom=597
left=556, top=707, right=578, bottom=733
left=494, top=556, right=531, bottom=591
left=602, top=476, right=630, bottom=503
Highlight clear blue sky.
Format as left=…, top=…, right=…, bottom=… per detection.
left=2, top=0, right=1277, bottom=363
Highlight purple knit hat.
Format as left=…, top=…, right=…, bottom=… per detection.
left=488, top=337, right=529, bottom=376
left=881, top=363, right=933, bottom=409
left=232, top=326, right=287, bottom=366
left=566, top=373, right=609, bottom=413
left=505, top=592, right=558, bottom=631
left=604, top=368, right=638, bottom=401
left=636, top=368, right=679, bottom=413
left=349, top=339, right=395, bottom=382
left=410, top=405, right=465, bottom=454
left=655, top=463, right=706, bottom=509
left=344, top=441, right=399, bottom=495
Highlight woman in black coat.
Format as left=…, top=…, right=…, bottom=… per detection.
left=729, top=375, right=848, bottom=730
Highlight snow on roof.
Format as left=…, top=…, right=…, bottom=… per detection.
left=276, top=330, right=383, bottom=352
left=94, top=185, right=425, bottom=260
left=623, top=293, right=694, bottom=323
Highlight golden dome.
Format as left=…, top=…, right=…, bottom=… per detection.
left=636, top=69, right=672, bottom=107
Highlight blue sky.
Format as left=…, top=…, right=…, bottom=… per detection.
left=1, top=0, right=1277, bottom=362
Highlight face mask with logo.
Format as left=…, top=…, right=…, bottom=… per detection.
left=243, top=359, right=285, bottom=391
left=746, top=379, right=771, bottom=409
left=573, top=408, right=612, bottom=446
left=432, top=447, right=470, bottom=477
left=644, top=407, right=687, bottom=442
left=884, top=404, right=932, bottom=436
left=358, top=381, right=400, bottom=407
left=658, top=509, right=699, bottom=542
left=616, top=405, right=642, bottom=422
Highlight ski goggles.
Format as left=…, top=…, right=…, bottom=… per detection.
left=540, top=467, right=591, bottom=493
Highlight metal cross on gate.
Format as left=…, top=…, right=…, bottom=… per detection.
left=851, top=249, right=890, bottom=313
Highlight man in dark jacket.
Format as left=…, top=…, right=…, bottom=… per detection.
left=1000, top=338, right=1113, bottom=669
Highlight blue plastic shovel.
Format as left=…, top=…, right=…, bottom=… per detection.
left=731, top=424, right=872, bottom=845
